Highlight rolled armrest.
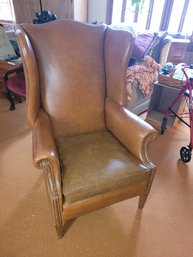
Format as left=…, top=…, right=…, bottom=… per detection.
left=33, top=109, right=63, bottom=223
left=33, top=109, right=60, bottom=168
left=105, top=98, right=157, bottom=164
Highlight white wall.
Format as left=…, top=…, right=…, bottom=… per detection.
left=88, top=0, right=107, bottom=24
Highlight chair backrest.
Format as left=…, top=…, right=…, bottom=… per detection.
left=16, top=20, right=134, bottom=137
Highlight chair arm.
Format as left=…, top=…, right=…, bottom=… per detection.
left=3, top=63, right=23, bottom=81
left=33, top=109, right=63, bottom=225
left=33, top=109, right=59, bottom=167
left=105, top=98, right=157, bottom=164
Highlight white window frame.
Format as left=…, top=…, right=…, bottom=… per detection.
left=111, top=0, right=193, bottom=36
left=0, top=0, right=15, bottom=22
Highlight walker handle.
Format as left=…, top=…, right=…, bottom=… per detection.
left=182, top=65, right=191, bottom=80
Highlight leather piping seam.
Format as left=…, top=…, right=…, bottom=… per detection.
left=141, top=132, right=157, bottom=168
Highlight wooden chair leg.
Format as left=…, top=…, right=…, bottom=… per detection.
left=55, top=225, right=64, bottom=239
left=55, top=219, right=75, bottom=239
left=138, top=169, right=156, bottom=209
left=138, top=194, right=148, bottom=209
left=5, top=88, right=15, bottom=111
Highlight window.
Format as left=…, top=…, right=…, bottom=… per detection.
left=112, top=0, right=193, bottom=36
left=0, top=0, right=15, bottom=21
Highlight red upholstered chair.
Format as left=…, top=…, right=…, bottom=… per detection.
left=0, top=21, right=25, bottom=110
left=3, top=64, right=26, bottom=110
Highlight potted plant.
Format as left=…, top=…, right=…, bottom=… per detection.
left=131, top=0, right=146, bottom=13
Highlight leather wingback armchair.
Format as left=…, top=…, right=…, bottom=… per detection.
left=16, top=20, right=157, bottom=238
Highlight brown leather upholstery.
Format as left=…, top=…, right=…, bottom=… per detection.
left=16, top=20, right=157, bottom=238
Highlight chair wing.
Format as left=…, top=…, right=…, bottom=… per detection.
left=16, top=20, right=157, bottom=239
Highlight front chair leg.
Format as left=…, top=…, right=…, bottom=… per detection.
left=56, top=219, right=75, bottom=239
left=138, top=168, right=156, bottom=209
left=55, top=224, right=64, bottom=239
left=138, top=194, right=148, bottom=209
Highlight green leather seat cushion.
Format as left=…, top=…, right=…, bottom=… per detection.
left=57, top=131, right=151, bottom=204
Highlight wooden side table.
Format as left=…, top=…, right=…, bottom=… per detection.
left=167, top=39, right=189, bottom=65
left=146, top=82, right=184, bottom=127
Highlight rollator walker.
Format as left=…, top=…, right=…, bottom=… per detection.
left=160, top=64, right=193, bottom=163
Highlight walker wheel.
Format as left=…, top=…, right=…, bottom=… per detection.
left=180, top=147, right=191, bottom=163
